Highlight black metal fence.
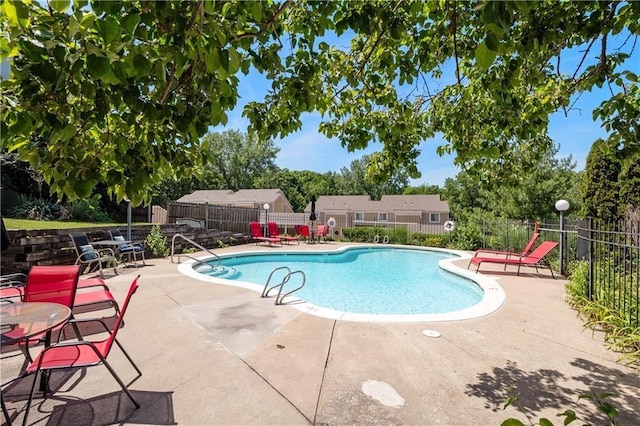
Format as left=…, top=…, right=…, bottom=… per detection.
left=495, top=218, right=639, bottom=328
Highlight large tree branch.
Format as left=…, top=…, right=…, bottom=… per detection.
left=159, top=0, right=205, bottom=105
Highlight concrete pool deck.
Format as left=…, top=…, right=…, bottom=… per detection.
left=2, top=241, right=639, bottom=425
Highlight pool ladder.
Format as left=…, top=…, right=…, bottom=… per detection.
left=261, top=266, right=306, bottom=305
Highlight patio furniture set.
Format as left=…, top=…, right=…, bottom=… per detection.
left=0, top=266, right=142, bottom=426
left=249, top=221, right=330, bottom=246
left=70, top=230, right=147, bottom=278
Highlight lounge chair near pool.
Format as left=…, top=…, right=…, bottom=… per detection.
left=297, top=225, right=311, bottom=243
left=469, top=240, right=558, bottom=278
left=267, top=222, right=298, bottom=245
left=468, top=232, right=540, bottom=269
left=249, top=222, right=282, bottom=247
left=315, top=224, right=329, bottom=243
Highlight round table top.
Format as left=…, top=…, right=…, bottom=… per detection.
left=1, top=302, right=71, bottom=345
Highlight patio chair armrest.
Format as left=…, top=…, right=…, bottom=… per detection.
left=57, top=317, right=113, bottom=343
left=0, top=273, right=28, bottom=283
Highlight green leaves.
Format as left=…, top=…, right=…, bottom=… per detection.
left=2, top=0, right=30, bottom=28
left=1, top=0, right=639, bottom=204
left=475, top=41, right=497, bottom=70
left=86, top=54, right=111, bottom=79
left=49, top=0, right=70, bottom=13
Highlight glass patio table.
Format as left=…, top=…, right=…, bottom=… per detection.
left=1, top=302, right=71, bottom=346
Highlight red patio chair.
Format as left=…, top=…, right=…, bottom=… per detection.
left=249, top=222, right=281, bottom=246
left=20, top=275, right=142, bottom=426
left=469, top=241, right=558, bottom=278
left=267, top=222, right=298, bottom=245
left=468, top=233, right=540, bottom=269
left=316, top=224, right=329, bottom=243
left=298, top=225, right=311, bottom=243
left=0, top=273, right=28, bottom=301
left=5, top=266, right=120, bottom=362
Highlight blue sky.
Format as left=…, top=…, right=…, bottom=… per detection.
left=221, top=33, right=638, bottom=188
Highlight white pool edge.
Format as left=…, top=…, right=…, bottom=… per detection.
left=177, top=244, right=506, bottom=323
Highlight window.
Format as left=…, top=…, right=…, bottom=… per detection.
left=429, top=213, right=440, bottom=223
left=354, top=212, right=364, bottom=222
left=378, top=213, right=388, bottom=222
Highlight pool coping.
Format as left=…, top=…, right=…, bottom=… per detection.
left=177, top=244, right=506, bottom=323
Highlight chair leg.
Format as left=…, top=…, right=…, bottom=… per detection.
left=2, top=391, right=13, bottom=426
left=113, top=338, right=142, bottom=378
left=22, top=369, right=40, bottom=426
left=100, top=358, right=140, bottom=408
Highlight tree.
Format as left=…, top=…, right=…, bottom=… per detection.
left=444, top=145, right=579, bottom=221
left=403, top=183, right=441, bottom=195
left=2, top=1, right=638, bottom=204
left=254, top=169, right=336, bottom=212
left=581, top=141, right=621, bottom=221
left=490, top=146, right=579, bottom=220
left=619, top=161, right=640, bottom=215
left=201, top=130, right=279, bottom=191
left=336, top=155, right=408, bottom=200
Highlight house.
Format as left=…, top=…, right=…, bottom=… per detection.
left=305, top=194, right=451, bottom=235
left=177, top=189, right=294, bottom=213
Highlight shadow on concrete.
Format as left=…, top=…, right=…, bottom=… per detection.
left=3, top=368, right=174, bottom=425
left=465, top=358, right=640, bottom=424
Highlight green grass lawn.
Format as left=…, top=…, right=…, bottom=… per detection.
left=3, top=218, right=133, bottom=230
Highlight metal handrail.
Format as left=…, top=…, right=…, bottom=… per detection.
left=261, top=266, right=291, bottom=298
left=171, top=233, right=221, bottom=268
left=275, top=270, right=306, bottom=305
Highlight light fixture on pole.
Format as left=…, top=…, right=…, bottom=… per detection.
left=555, top=199, right=570, bottom=276
left=263, top=203, right=270, bottom=237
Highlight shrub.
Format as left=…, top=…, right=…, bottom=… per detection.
left=450, top=224, right=483, bottom=250
left=565, top=261, right=589, bottom=307
left=10, top=195, right=63, bottom=221
left=144, top=224, right=169, bottom=257
left=342, top=226, right=378, bottom=242
left=411, top=233, right=446, bottom=247
left=66, top=195, right=111, bottom=222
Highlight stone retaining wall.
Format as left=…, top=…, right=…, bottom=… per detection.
left=0, top=224, right=251, bottom=275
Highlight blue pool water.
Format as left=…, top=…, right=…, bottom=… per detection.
left=196, top=247, right=483, bottom=315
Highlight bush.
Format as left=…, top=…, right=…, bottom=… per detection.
left=9, top=194, right=112, bottom=222
left=565, top=261, right=589, bottom=306
left=410, top=233, right=446, bottom=247
left=450, top=224, right=483, bottom=250
left=144, top=224, right=169, bottom=257
left=10, top=195, right=65, bottom=221
left=342, top=226, right=378, bottom=242
left=66, top=195, right=111, bottom=222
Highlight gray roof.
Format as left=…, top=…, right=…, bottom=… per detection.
left=177, top=189, right=288, bottom=207
left=307, top=194, right=449, bottom=213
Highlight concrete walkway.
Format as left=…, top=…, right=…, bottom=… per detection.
left=2, top=242, right=639, bottom=425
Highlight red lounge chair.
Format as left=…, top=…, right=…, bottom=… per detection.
left=19, top=275, right=142, bottom=426
left=298, top=225, right=311, bottom=242
left=468, top=233, right=540, bottom=269
left=267, top=222, right=298, bottom=245
left=249, top=222, right=281, bottom=246
left=469, top=241, right=558, bottom=278
left=316, top=224, right=329, bottom=243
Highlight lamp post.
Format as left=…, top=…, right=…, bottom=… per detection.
left=555, top=199, right=570, bottom=276
left=263, top=203, right=270, bottom=237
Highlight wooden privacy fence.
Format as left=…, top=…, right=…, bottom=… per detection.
left=167, top=202, right=260, bottom=233
left=166, top=202, right=450, bottom=236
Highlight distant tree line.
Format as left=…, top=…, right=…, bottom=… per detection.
left=3, top=129, right=636, bottom=223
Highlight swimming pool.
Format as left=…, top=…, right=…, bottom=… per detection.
left=178, top=244, right=505, bottom=322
